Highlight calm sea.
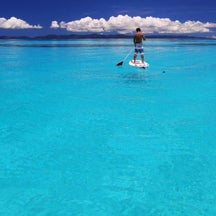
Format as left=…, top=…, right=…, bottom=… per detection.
left=0, top=38, right=216, bottom=215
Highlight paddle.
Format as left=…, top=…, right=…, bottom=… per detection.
left=116, top=48, right=133, bottom=66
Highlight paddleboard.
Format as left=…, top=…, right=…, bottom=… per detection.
left=129, top=60, right=149, bottom=68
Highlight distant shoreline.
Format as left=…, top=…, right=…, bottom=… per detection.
left=0, top=34, right=210, bottom=40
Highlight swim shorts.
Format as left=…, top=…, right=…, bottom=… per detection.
left=134, top=43, right=144, bottom=54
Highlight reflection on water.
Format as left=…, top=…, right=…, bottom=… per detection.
left=120, top=70, right=149, bottom=84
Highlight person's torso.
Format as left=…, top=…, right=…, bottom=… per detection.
left=134, top=32, right=143, bottom=43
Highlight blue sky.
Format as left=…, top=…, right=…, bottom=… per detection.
left=0, top=0, right=216, bottom=36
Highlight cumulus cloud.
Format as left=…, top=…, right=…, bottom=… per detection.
left=51, top=17, right=107, bottom=32
left=0, top=17, right=42, bottom=29
left=51, top=14, right=216, bottom=34
left=50, top=21, right=59, bottom=29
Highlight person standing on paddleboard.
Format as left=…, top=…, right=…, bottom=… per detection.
left=133, top=28, right=146, bottom=64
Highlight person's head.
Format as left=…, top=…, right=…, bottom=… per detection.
left=136, top=28, right=141, bottom=32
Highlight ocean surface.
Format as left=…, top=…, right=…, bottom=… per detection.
left=0, top=38, right=216, bottom=215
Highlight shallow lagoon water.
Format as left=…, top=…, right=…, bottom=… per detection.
left=0, top=38, right=216, bottom=215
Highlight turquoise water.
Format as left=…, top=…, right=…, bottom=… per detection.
left=0, top=38, right=216, bottom=215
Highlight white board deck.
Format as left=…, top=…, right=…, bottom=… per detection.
left=129, top=60, right=149, bottom=68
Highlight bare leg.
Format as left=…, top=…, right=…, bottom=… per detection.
left=141, top=54, right=144, bottom=63
left=134, top=54, right=137, bottom=63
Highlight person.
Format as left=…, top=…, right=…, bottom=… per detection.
left=133, top=28, right=146, bottom=64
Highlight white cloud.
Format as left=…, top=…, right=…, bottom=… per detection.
left=51, top=14, right=216, bottom=34
left=50, top=21, right=59, bottom=28
left=0, top=17, right=42, bottom=29
left=55, top=17, right=107, bottom=33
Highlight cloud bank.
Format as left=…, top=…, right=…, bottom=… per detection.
left=51, top=15, right=216, bottom=34
left=1, top=15, right=215, bottom=34
left=0, top=17, right=42, bottom=29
